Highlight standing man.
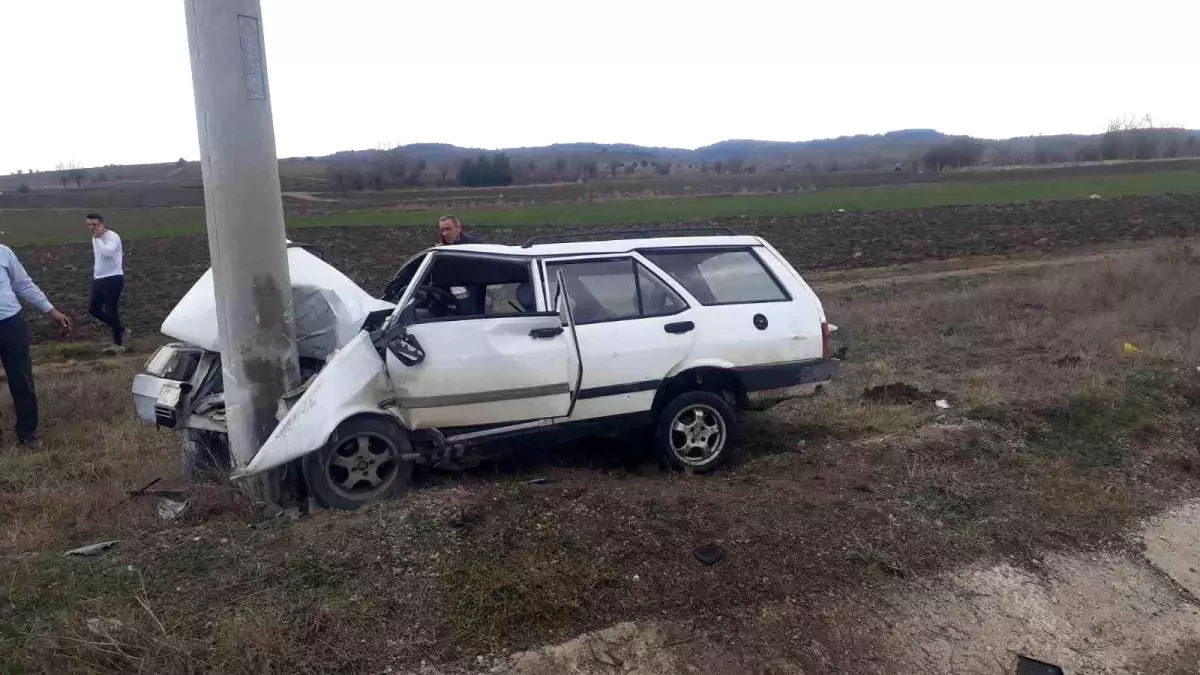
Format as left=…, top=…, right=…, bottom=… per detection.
left=86, top=213, right=126, bottom=351
left=0, top=245, right=72, bottom=445
left=436, top=215, right=483, bottom=245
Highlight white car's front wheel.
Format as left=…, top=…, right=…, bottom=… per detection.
left=655, top=390, right=742, bottom=473
left=303, top=416, right=414, bottom=510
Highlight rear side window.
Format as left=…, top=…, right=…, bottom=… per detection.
left=546, top=258, right=687, bottom=324
left=643, top=248, right=788, bottom=305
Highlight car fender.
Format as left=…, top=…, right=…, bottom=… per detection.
left=237, top=331, right=393, bottom=478
left=665, top=357, right=737, bottom=379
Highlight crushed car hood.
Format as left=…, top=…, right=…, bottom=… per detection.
left=161, top=247, right=394, bottom=360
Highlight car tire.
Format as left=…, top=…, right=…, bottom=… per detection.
left=655, top=390, right=742, bottom=473
left=303, top=416, right=414, bottom=510
left=182, top=430, right=231, bottom=485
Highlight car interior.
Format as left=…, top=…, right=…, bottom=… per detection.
left=407, top=253, right=538, bottom=321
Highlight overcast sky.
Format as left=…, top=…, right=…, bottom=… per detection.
left=1, top=0, right=1197, bottom=175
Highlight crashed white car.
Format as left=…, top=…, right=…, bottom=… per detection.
left=133, top=230, right=840, bottom=509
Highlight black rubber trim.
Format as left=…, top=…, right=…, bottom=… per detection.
left=577, top=379, right=662, bottom=401
left=733, top=358, right=841, bottom=392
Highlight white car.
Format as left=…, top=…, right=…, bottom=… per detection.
left=133, top=229, right=839, bottom=509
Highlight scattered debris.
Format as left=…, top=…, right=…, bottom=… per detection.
left=1122, top=342, right=1140, bottom=356
left=106, top=476, right=162, bottom=512
left=1052, top=354, right=1082, bottom=368
left=935, top=399, right=951, bottom=410
left=694, top=544, right=726, bottom=566
left=65, top=540, right=119, bottom=557
left=156, top=497, right=191, bottom=521
left=862, top=382, right=947, bottom=406
left=527, top=477, right=552, bottom=485
left=85, top=617, right=124, bottom=636
left=277, top=507, right=302, bottom=522
left=1088, top=193, right=1102, bottom=199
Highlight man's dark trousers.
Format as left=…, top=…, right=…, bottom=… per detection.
left=0, top=314, right=37, bottom=441
left=90, top=275, right=124, bottom=345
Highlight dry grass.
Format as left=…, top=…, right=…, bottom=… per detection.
left=2, top=241, right=1200, bottom=673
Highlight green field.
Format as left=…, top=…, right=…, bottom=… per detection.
left=3, top=170, right=1198, bottom=247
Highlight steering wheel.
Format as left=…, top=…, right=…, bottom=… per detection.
left=414, top=284, right=459, bottom=317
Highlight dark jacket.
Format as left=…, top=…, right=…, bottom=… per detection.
left=451, top=232, right=483, bottom=245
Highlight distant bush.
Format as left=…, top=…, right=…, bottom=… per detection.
left=922, top=139, right=985, bottom=171
left=458, top=153, right=514, bottom=187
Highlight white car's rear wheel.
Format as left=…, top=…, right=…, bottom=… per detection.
left=303, top=417, right=413, bottom=509
left=655, top=390, right=742, bottom=473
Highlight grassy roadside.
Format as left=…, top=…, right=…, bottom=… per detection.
left=2, top=240, right=1199, bottom=672
left=2, top=169, right=1199, bottom=246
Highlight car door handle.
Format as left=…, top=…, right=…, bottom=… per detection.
left=664, top=321, right=694, bottom=334
left=530, top=326, right=564, bottom=339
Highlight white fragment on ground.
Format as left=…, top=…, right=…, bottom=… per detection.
left=156, top=497, right=191, bottom=521
left=86, top=617, right=124, bottom=635
left=64, top=540, right=119, bottom=557
left=935, top=399, right=951, bottom=409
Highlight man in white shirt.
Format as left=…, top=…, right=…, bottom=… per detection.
left=86, top=213, right=126, bottom=351
left=0, top=245, right=71, bottom=445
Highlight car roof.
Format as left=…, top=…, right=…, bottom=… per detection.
left=430, top=235, right=767, bottom=258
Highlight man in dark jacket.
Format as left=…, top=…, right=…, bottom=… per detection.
left=436, top=215, right=483, bottom=245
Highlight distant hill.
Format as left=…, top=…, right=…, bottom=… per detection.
left=5, top=127, right=1199, bottom=189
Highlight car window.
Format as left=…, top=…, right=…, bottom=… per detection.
left=547, top=259, right=687, bottom=324
left=642, top=249, right=787, bottom=305
left=637, top=264, right=686, bottom=317
left=484, top=283, right=534, bottom=315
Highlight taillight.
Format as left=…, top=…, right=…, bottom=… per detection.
left=821, top=322, right=833, bottom=359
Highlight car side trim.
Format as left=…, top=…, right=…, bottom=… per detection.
left=577, top=380, right=661, bottom=400
left=733, top=358, right=841, bottom=392
left=400, top=382, right=571, bottom=409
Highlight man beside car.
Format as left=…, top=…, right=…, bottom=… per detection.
left=0, top=245, right=72, bottom=445
left=435, top=215, right=483, bottom=246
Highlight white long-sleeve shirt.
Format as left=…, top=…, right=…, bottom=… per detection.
left=93, top=229, right=124, bottom=279
left=0, top=245, right=53, bottom=320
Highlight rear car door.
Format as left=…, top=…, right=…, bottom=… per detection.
left=541, top=254, right=695, bottom=421
left=386, top=250, right=579, bottom=430
left=640, top=245, right=823, bottom=370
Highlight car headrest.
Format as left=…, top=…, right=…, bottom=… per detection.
left=516, top=282, right=535, bottom=311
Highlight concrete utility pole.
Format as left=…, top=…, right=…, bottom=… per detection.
left=183, top=0, right=300, bottom=504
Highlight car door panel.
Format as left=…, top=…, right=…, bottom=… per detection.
left=387, top=313, right=574, bottom=429
left=542, top=255, right=696, bottom=421
left=386, top=250, right=579, bottom=430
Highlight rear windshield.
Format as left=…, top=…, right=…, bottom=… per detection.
left=642, top=248, right=788, bottom=305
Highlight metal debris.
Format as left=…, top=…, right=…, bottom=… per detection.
left=156, top=497, right=191, bottom=521
left=65, top=540, right=120, bottom=557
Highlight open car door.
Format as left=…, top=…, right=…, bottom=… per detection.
left=385, top=250, right=581, bottom=431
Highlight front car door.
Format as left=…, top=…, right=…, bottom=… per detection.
left=387, top=250, right=579, bottom=430
left=541, top=254, right=696, bottom=422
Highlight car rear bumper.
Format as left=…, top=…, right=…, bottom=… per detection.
left=734, top=358, right=841, bottom=392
